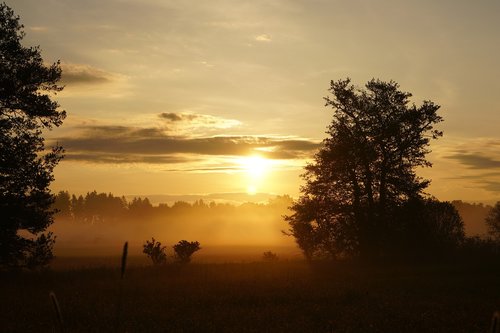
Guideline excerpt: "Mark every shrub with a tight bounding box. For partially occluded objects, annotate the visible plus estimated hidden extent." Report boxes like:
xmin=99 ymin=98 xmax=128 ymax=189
xmin=143 ymin=238 xmax=167 ymax=265
xmin=173 ymin=240 xmax=201 ymax=263
xmin=262 ymin=251 xmax=278 ymax=262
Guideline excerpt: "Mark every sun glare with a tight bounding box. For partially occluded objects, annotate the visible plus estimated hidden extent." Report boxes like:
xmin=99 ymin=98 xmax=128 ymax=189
xmin=237 ymin=155 xmax=271 ymax=195
xmin=247 ymin=185 xmax=257 ymax=195
xmin=243 ymin=155 xmax=268 ymax=179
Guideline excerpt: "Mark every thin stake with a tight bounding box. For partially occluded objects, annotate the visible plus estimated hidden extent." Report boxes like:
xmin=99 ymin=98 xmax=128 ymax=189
xmin=492 ymin=311 xmax=500 ymax=333
xmin=49 ymin=291 xmax=65 ymax=333
xmin=121 ymin=241 xmax=128 ymax=280
xmin=116 ymin=241 xmax=128 ymax=332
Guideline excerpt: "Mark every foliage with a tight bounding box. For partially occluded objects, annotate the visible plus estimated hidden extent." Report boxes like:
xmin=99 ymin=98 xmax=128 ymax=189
xmin=143 ymin=238 xmax=167 ymax=265
xmin=173 ymin=240 xmax=201 ymax=263
xmin=0 ymin=3 xmax=65 ymax=268
xmin=391 ymin=199 xmax=465 ymax=258
xmin=53 ymin=191 xmax=294 ymax=224
xmin=24 ymin=232 xmax=56 ymax=269
xmin=286 ymin=78 xmax=453 ymax=260
xmin=486 ymin=202 xmax=500 ymax=240
xmin=53 ymin=191 xmax=71 ymax=220
xmin=262 ymin=251 xmax=278 ymax=261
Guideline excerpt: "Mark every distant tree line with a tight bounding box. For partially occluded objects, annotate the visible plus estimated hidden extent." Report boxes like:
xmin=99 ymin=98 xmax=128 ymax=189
xmin=53 ymin=191 xmax=499 ymax=243
xmin=53 ymin=191 xmax=294 ymax=224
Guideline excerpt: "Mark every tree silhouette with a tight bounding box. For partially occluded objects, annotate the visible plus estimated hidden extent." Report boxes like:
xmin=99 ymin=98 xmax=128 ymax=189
xmin=54 ymin=191 xmax=71 ymax=221
xmin=286 ymin=78 xmax=449 ymax=259
xmin=0 ymin=3 xmax=65 ymax=268
xmin=262 ymin=251 xmax=278 ymax=262
xmin=392 ymin=198 xmax=464 ymax=258
xmin=486 ymin=202 xmax=500 ymax=241
xmin=173 ymin=240 xmax=200 ymax=263
xmin=143 ymin=238 xmax=167 ymax=265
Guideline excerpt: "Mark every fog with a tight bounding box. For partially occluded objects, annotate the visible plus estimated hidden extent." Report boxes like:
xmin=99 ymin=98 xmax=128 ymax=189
xmin=452 ymin=200 xmax=492 ymax=237
xmin=49 ymin=192 xmax=298 ymax=261
xmin=49 ymin=192 xmax=494 ymax=262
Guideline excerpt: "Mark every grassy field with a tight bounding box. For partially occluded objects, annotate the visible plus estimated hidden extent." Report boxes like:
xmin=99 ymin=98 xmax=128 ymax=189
xmin=1 ymin=259 xmax=500 ymax=332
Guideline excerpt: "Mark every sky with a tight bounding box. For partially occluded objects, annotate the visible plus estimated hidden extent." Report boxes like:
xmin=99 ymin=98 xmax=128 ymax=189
xmin=8 ymin=0 xmax=500 ymax=203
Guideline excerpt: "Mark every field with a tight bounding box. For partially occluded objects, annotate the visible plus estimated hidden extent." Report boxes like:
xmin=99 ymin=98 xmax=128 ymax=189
xmin=2 ymin=258 xmax=500 ymax=332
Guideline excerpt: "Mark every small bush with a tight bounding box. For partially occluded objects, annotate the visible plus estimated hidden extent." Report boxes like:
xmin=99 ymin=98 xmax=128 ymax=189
xmin=143 ymin=238 xmax=167 ymax=265
xmin=173 ymin=240 xmax=201 ymax=263
xmin=262 ymin=251 xmax=278 ymax=262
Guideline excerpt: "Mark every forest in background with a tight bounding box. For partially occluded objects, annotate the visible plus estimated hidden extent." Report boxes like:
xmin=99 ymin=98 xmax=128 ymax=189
xmin=50 ymin=191 xmax=297 ymax=258
xmin=50 ymin=191 xmax=493 ymax=258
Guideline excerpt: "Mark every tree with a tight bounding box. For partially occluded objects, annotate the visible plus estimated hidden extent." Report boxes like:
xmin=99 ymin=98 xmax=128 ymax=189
xmin=143 ymin=238 xmax=167 ymax=265
xmin=0 ymin=3 xmax=65 ymax=268
xmin=391 ymin=199 xmax=464 ymax=258
xmin=54 ymin=191 xmax=71 ymax=221
xmin=286 ymin=78 xmax=447 ymax=260
xmin=262 ymin=251 xmax=278 ymax=262
xmin=71 ymin=194 xmax=85 ymax=222
xmin=486 ymin=202 xmax=500 ymax=240
xmin=173 ymin=240 xmax=201 ymax=263
xmin=128 ymin=197 xmax=153 ymax=219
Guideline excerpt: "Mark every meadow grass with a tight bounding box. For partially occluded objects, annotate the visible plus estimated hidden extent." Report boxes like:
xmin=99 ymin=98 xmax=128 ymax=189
xmin=1 ymin=259 xmax=500 ymax=332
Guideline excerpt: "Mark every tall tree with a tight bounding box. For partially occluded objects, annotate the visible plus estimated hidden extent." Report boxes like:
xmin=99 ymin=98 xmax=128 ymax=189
xmin=0 ymin=3 xmax=65 ymax=268
xmin=54 ymin=191 xmax=71 ymax=220
xmin=485 ymin=202 xmax=500 ymax=240
xmin=286 ymin=78 xmax=447 ymax=259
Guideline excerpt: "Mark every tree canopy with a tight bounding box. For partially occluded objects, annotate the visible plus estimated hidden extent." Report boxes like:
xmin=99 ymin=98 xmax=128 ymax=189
xmin=286 ymin=78 xmax=463 ymax=260
xmin=0 ymin=3 xmax=65 ymax=268
xmin=485 ymin=202 xmax=500 ymax=240
xmin=173 ymin=240 xmax=201 ymax=263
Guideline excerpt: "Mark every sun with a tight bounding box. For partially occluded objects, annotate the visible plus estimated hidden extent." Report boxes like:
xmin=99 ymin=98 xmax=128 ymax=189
xmin=247 ymin=185 xmax=257 ymax=195
xmin=242 ymin=155 xmax=269 ymax=179
xmin=237 ymin=155 xmax=271 ymax=194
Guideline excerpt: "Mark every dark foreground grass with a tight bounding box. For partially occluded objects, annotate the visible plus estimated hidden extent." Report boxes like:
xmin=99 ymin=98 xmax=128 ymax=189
xmin=1 ymin=259 xmax=500 ymax=332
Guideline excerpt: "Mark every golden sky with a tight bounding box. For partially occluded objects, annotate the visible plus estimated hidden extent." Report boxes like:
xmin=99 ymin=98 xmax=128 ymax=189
xmin=9 ymin=0 xmax=500 ymax=203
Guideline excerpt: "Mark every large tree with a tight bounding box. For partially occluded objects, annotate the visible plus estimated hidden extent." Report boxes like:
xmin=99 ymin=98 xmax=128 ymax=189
xmin=286 ymin=78 xmax=461 ymax=259
xmin=0 ymin=3 xmax=65 ymax=268
xmin=485 ymin=202 xmax=500 ymax=241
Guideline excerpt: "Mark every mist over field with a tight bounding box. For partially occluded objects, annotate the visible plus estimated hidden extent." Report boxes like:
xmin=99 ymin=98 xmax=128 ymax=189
xmin=49 ymin=193 xmax=298 ymax=261
xmin=48 ymin=191 xmax=493 ymax=263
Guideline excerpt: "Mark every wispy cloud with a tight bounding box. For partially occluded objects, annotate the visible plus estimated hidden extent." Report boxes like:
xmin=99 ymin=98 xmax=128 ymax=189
xmin=445 ymin=138 xmax=500 ymax=169
xmin=254 ymin=34 xmax=272 ymax=42
xmin=160 ymin=113 xmax=186 ymax=122
xmin=439 ymin=138 xmax=500 ymax=195
xmin=65 ymin=153 xmax=191 ymax=164
xmin=447 ymin=153 xmax=500 ymax=169
xmin=60 ymin=63 xmax=122 ymax=86
xmin=483 ymin=180 xmax=500 ymax=193
xmin=53 ymin=124 xmax=319 ymax=165
xmin=159 ymin=112 xmax=240 ymax=129
xmin=28 ymin=26 xmax=48 ymax=32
